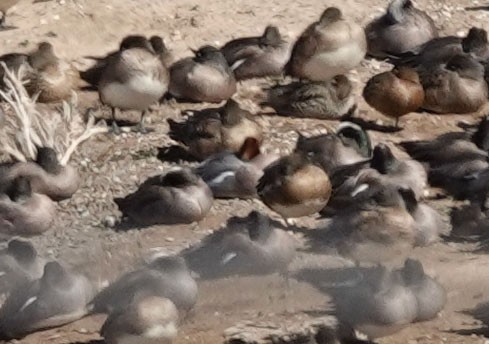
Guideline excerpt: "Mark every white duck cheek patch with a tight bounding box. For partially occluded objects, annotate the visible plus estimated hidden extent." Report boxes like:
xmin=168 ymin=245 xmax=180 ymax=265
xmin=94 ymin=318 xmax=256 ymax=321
xmin=209 ymin=171 xmax=236 ymax=185
xmin=221 ymin=252 xmax=237 ymax=265
xmin=351 ymin=183 xmax=370 ymax=197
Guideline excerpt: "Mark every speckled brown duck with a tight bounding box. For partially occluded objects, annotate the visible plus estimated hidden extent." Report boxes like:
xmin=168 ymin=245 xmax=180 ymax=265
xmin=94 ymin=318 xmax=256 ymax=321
xmin=363 ymin=66 xmax=424 ymax=128
xmin=24 ymin=42 xmax=80 ymax=103
xmin=286 ymin=7 xmax=367 ymax=81
xmin=261 ymin=75 xmax=355 ymax=119
xmin=221 ymin=25 xmax=290 ymax=80
xmin=168 ymin=99 xmax=263 ymax=160
xmin=168 ymin=45 xmax=236 ymax=103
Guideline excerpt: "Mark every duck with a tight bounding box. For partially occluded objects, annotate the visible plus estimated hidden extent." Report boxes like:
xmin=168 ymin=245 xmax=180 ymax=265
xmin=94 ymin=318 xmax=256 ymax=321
xmin=294 ymin=121 xmax=372 ymax=172
xmin=419 ymin=54 xmax=488 ymax=114
xmin=98 ymin=35 xmax=170 ymax=134
xmin=286 ymin=7 xmax=367 ymax=81
xmin=0 ymin=176 xmax=56 ymax=238
xmin=261 ymin=75 xmax=355 ymax=119
xmin=332 ymin=265 xmax=417 ymax=341
xmin=182 ymin=211 xmax=296 ymax=278
xmin=450 ymin=204 xmax=489 ymax=239
xmin=168 ymin=45 xmax=236 ymax=103
xmin=369 ymin=143 xmax=427 ymax=200
xmin=195 ymin=137 xmax=280 ymax=199
xmin=392 ymin=27 xmax=489 ymax=67
xmin=101 ymin=294 xmax=179 ymax=344
xmin=397 ymin=258 xmax=446 ymax=321
xmin=399 ymin=115 xmax=489 ymax=166
xmin=365 ymin=0 xmax=438 ymax=58
xmin=23 ymin=42 xmax=80 ymax=103
xmin=0 ymin=261 xmax=95 ymax=340
xmin=221 ymin=25 xmax=290 ymax=80
xmin=80 ymin=35 xmax=168 ymax=90
xmin=396 ymin=187 xmax=449 ymax=246
xmin=363 ymin=66 xmax=424 ymax=128
xmin=324 ymin=184 xmax=417 ymax=264
xmin=0 ymin=0 xmax=20 ymax=30
xmin=257 ymin=152 xmax=332 ymax=219
xmin=0 ymin=239 xmax=45 ymax=295
xmin=1 ymin=146 xmax=80 ymax=201
xmin=90 ymin=255 xmax=198 ymax=314
xmin=114 ymin=167 xmax=213 ymax=226
xmin=463 ymin=301 xmax=489 ymax=328
xmin=168 ymin=99 xmax=263 ymax=160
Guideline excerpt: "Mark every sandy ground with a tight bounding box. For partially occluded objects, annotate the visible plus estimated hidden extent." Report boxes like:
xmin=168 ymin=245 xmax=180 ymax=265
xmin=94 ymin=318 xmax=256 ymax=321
xmin=1 ymin=0 xmax=489 ymax=343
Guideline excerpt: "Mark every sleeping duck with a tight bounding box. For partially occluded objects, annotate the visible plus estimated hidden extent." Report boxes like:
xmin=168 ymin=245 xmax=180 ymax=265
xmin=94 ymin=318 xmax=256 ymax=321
xmin=168 ymin=45 xmax=236 ymax=103
xmin=114 ymin=167 xmax=213 ymax=226
xmin=221 ymin=25 xmax=290 ymax=80
xmin=0 ymin=261 xmax=95 ymax=340
xmin=257 ymin=152 xmax=332 ymax=219
xmin=286 ymin=7 xmax=367 ymax=81
xmin=168 ymin=99 xmax=263 ymax=160
xmin=182 ymin=211 xmax=296 ymax=278
xmin=261 ymin=75 xmax=355 ymax=119
xmin=365 ymin=0 xmax=438 ymax=58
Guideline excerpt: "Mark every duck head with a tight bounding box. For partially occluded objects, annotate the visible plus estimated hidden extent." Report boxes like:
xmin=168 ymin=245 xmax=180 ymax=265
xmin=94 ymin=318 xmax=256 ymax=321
xmin=386 ymin=0 xmax=413 ymax=24
xmin=193 ymin=45 xmax=227 ymax=64
xmin=41 ymin=261 xmax=70 ymax=288
xmin=260 ymin=26 xmax=283 ymax=47
xmin=149 ymin=35 xmax=168 ymax=55
xmin=332 ymin=75 xmax=353 ymax=100
xmin=220 ymin=99 xmax=243 ymax=126
xmin=150 ymin=256 xmax=188 ymax=274
xmin=370 ymin=144 xmax=398 ymax=174
xmin=445 ymin=54 xmax=484 ymax=80
xmin=336 ymin=121 xmax=373 ymax=158
xmin=36 ymin=147 xmax=61 ymax=174
xmin=400 ymin=258 xmax=425 ymax=284
xmin=462 ymin=27 xmax=488 ymax=56
xmin=158 ymin=168 xmax=200 ymax=188
xmin=7 ymin=239 xmax=37 ymax=264
xmin=472 ymin=116 xmax=489 ymax=151
xmin=237 ymin=137 xmax=261 ymax=161
xmin=5 ymin=176 xmax=32 ymax=203
xmin=398 ymin=187 xmax=418 ymax=214
xmin=119 ymin=35 xmax=153 ymax=52
xmin=28 ymin=42 xmax=57 ymax=70
xmin=246 ymin=211 xmax=272 ymax=241
xmin=319 ymin=7 xmax=343 ymax=25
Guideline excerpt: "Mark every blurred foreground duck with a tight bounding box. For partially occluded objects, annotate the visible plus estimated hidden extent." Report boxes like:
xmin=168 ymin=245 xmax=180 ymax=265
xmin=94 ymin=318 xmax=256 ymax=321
xmin=323 ymin=184 xmax=417 ymax=264
xmin=0 ymin=176 xmax=56 ymax=238
xmin=0 ymin=261 xmax=95 ymax=340
xmin=221 ymin=25 xmax=290 ymax=80
xmin=332 ymin=265 xmax=417 ymax=341
xmin=90 ymin=256 xmax=197 ymax=314
xmin=257 ymin=152 xmax=331 ymax=219
xmin=286 ymin=7 xmax=367 ymax=81
xmin=168 ymin=45 xmax=236 ymax=102
xmin=98 ymin=35 xmax=170 ymax=133
xmin=419 ymin=54 xmax=488 ymax=114
xmin=295 ymin=122 xmax=372 ymax=172
xmin=0 ymin=239 xmax=45 ymax=295
xmin=261 ymin=75 xmax=355 ymax=119
xmin=363 ymin=66 xmax=424 ymax=128
xmin=183 ymin=211 xmax=296 ymax=278
xmin=101 ymin=294 xmax=179 ymax=344
xmin=168 ymin=99 xmax=263 ymax=160
xmin=397 ymin=258 xmax=446 ymax=321
xmin=195 ymin=138 xmax=279 ymax=199
xmin=115 ymin=167 xmax=213 ymax=226
xmin=365 ymin=0 xmax=438 ymax=58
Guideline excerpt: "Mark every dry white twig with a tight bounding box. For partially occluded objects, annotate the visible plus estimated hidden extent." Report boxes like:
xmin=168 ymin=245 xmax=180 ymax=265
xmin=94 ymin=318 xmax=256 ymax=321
xmin=0 ymin=63 xmax=108 ymax=165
